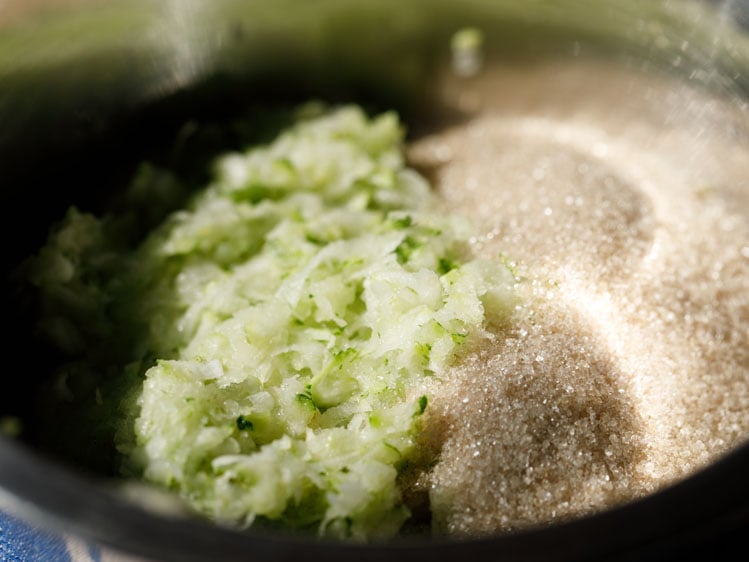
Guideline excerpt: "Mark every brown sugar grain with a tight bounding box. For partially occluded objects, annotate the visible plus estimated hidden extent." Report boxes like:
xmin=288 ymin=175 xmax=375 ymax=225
xmin=407 ymin=58 xmax=749 ymax=536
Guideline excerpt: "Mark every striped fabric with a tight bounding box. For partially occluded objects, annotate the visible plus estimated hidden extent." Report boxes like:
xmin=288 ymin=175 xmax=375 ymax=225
xmin=0 ymin=510 xmax=148 ymax=562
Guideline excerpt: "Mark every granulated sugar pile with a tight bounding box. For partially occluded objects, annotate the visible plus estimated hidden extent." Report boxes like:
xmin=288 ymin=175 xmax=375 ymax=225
xmin=406 ymin=58 xmax=749 ymax=536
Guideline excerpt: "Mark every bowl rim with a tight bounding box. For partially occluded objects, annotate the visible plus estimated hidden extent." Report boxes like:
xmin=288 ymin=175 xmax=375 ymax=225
xmin=2 ymin=434 xmax=748 ymax=562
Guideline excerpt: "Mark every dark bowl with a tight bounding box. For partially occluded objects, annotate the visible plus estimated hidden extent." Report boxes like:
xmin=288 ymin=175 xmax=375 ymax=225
xmin=1 ymin=1 xmax=748 ymax=561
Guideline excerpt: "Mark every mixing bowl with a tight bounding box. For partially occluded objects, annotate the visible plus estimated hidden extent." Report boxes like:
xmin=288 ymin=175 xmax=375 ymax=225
xmin=1 ymin=1 xmax=748 ymax=560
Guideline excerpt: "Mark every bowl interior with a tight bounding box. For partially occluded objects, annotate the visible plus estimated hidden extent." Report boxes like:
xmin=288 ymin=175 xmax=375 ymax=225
xmin=1 ymin=1 xmax=749 ymax=561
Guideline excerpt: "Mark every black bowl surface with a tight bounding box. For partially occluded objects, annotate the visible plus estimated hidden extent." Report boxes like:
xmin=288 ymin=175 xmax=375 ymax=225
xmin=2 ymin=1 xmax=749 ymax=560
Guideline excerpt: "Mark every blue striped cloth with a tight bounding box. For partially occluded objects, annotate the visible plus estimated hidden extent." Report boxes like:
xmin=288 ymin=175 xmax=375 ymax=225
xmin=0 ymin=509 xmax=143 ymax=562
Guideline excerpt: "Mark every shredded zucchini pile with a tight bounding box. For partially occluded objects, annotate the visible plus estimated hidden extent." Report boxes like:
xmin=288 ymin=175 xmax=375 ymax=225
xmin=26 ymin=105 xmax=515 ymax=540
